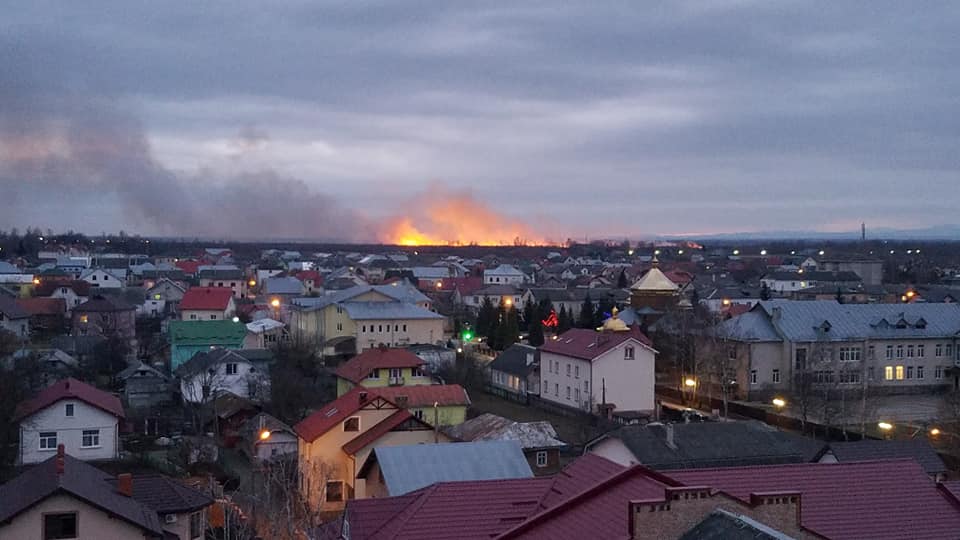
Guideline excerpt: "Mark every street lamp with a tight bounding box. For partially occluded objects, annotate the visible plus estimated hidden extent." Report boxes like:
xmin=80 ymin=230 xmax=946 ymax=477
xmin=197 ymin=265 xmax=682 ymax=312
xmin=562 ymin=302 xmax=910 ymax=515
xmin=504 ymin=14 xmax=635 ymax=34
xmin=772 ymin=397 xmax=786 ymax=408
xmin=270 ymin=298 xmax=281 ymax=308
xmin=930 ymin=427 xmax=942 ymax=437
xmin=248 ymin=279 xmax=257 ymax=287
xmin=259 ymin=430 xmax=271 ymax=441
xmin=878 ymin=421 xmax=893 ymax=431
xmin=684 ymin=378 xmax=697 ymax=388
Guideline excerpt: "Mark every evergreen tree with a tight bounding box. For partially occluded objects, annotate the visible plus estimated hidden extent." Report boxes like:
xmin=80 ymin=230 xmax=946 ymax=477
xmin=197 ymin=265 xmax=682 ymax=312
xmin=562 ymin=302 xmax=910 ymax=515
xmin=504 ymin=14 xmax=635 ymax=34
xmin=528 ymin=317 xmax=545 ymax=347
xmin=558 ymin=305 xmax=572 ymax=333
xmin=577 ymin=294 xmax=595 ymax=329
xmin=477 ymin=296 xmax=497 ymax=340
xmin=617 ymin=269 xmax=629 ymax=288
xmin=497 ymin=305 xmax=520 ymax=350
xmin=760 ymin=282 xmax=771 ymax=301
xmin=521 ymin=300 xmax=536 ymax=332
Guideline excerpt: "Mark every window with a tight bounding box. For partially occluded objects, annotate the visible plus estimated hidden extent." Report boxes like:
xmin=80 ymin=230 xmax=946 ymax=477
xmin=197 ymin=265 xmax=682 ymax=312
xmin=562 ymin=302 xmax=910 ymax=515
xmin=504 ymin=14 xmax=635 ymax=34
xmin=367 ymin=368 xmax=380 ymax=380
xmin=949 ymin=344 xmax=955 ymax=358
xmin=906 ymin=366 xmax=914 ymax=379
xmin=44 ymin=512 xmax=77 ymax=539
xmin=574 ymin=366 xmax=579 ymax=378
xmin=412 ymin=367 xmax=425 ymax=377
xmin=326 ymin=481 xmax=344 ymax=502
xmin=81 ymin=430 xmax=99 ymax=448
xmin=772 ymin=369 xmax=780 ymax=384
xmin=584 ymin=380 xmax=589 ymax=392
xmin=575 ymin=388 xmax=580 ymax=402
xmin=918 ymin=344 xmax=925 ymax=358
xmin=543 ymin=378 xmax=548 ymax=390
xmin=394 ymin=325 xmax=399 ymax=332
xmin=868 ymin=345 xmax=875 ymax=359
xmin=868 ymin=367 xmax=875 ymax=380
xmin=225 ymin=363 xmax=238 ymax=375
xmin=896 ymin=345 xmax=904 ymax=358
xmin=936 ymin=366 xmax=944 ymax=380
xmin=390 ymin=368 xmax=401 ymax=379
xmin=839 ymin=347 xmax=861 ymax=362
xmin=402 ymin=324 xmax=407 ymax=332
xmin=337 ymin=323 xmax=343 ymax=331
xmin=555 ymin=383 xmax=559 ymax=396
xmin=343 ymin=417 xmax=360 ymax=432
xmin=190 ymin=314 xmax=197 ymax=320
xmin=566 ymin=364 xmax=571 ymax=376
xmin=937 ymin=344 xmax=943 ymax=357
xmin=885 ymin=345 xmax=893 ymax=359
xmin=907 ymin=345 xmax=915 ymax=358
xmin=624 ymin=346 xmax=635 ymax=360
xmin=728 ymin=347 xmax=737 ymax=360
xmin=378 ymin=325 xmax=383 ymax=332
xmin=917 ymin=366 xmax=925 ymax=379
xmin=189 ymin=511 xmax=203 ymax=539
xmin=795 ymin=348 xmax=807 ymax=370
xmin=535 ymin=451 xmax=548 ymax=468
xmin=39 ymin=432 xmax=57 ymax=450
xmin=884 ymin=366 xmax=893 ymax=381
xmin=839 ymin=370 xmax=861 ymax=384
xmin=895 ymin=365 xmax=904 ymax=380
xmin=65 ymin=403 xmax=74 ymax=417
xmin=566 ymin=386 xmax=571 ymax=399
xmin=750 ymin=370 xmax=757 ymax=385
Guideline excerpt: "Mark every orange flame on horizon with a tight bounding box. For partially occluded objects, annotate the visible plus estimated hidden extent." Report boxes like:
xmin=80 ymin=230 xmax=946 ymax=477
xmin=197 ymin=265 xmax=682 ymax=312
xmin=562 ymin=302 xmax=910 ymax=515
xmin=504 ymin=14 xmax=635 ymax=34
xmin=381 ymin=188 xmax=553 ymax=246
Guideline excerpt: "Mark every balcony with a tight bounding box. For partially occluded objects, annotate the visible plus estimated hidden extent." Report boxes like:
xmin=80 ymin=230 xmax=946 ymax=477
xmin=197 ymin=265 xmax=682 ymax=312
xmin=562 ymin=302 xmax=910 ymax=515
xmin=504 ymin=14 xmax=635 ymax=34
xmin=388 ymin=376 xmax=405 ymax=386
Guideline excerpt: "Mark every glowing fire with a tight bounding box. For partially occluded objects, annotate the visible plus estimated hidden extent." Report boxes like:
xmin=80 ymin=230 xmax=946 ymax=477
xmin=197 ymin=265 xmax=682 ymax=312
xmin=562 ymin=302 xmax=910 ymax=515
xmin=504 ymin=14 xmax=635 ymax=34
xmin=382 ymin=188 xmax=553 ymax=246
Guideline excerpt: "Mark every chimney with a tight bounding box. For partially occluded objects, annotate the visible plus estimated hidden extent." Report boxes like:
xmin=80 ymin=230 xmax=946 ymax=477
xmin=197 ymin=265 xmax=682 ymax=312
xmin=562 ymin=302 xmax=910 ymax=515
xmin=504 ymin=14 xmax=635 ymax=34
xmin=117 ymin=473 xmax=133 ymax=497
xmin=665 ymin=424 xmax=677 ymax=450
xmin=359 ymin=391 xmax=368 ymax=403
xmin=56 ymin=444 xmax=65 ymax=475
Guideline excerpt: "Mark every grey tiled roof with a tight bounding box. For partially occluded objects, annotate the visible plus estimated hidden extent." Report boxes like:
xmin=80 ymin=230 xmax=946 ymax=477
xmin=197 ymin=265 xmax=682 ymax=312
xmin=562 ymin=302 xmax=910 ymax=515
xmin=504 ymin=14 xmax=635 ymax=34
xmin=341 ymin=301 xmax=444 ymax=320
xmin=755 ymin=300 xmax=960 ymax=342
xmin=826 ymin=440 xmax=946 ymax=475
xmin=489 ymin=343 xmax=539 ymax=377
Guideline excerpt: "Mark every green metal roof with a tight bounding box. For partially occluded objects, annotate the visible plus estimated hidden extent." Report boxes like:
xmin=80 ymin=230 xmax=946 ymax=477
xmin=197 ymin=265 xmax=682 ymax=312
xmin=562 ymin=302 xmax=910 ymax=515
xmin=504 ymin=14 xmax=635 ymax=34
xmin=169 ymin=320 xmax=247 ymax=344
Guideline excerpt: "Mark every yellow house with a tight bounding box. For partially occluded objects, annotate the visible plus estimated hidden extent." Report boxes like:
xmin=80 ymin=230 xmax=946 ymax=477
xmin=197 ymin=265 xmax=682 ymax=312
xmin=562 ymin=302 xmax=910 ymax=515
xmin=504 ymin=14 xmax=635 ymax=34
xmin=293 ymin=387 xmax=449 ymax=513
xmin=335 ymin=347 xmax=433 ymax=396
xmin=373 ymin=384 xmax=471 ymax=427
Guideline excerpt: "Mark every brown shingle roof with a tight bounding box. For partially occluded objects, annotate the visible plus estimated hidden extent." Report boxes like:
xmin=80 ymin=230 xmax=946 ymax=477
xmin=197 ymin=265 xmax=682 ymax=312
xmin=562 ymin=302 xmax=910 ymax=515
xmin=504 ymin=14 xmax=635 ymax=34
xmin=15 ymin=378 xmax=125 ymax=421
xmin=335 ymin=348 xmax=426 ymax=383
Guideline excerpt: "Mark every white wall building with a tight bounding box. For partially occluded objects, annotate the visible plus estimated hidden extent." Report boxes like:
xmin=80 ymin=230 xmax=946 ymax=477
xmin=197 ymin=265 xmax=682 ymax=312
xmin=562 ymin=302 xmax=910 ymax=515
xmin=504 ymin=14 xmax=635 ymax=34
xmin=483 ymin=264 xmax=528 ymax=285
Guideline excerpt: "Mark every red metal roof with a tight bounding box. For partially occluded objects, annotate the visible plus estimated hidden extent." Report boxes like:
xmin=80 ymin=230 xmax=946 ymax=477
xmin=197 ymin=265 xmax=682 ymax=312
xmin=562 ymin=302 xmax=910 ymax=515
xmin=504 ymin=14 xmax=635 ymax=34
xmin=16 ymin=297 xmax=66 ymax=316
xmin=179 ymin=287 xmax=234 ymax=311
xmin=373 ymin=384 xmax=471 ymax=408
xmin=668 ymin=459 xmax=960 ymax=540
xmin=294 ymin=387 xmax=393 ymax=442
xmin=174 ymin=260 xmax=202 ymax=275
xmin=341 ymin=409 xmax=422 ymax=455
xmin=15 ymin=378 xmax=124 ymax=421
xmin=539 ymin=328 xmax=653 ymax=361
xmin=335 ymin=348 xmax=426 ymax=383
xmin=293 ymin=270 xmax=323 ymax=284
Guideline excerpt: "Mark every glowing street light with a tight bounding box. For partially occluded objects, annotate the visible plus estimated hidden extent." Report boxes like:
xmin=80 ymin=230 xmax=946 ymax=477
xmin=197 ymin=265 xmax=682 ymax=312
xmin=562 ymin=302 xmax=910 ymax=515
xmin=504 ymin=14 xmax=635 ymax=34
xmin=628 ymin=249 xmax=635 ymax=256
xmin=683 ymin=378 xmax=697 ymax=388
xmin=504 ymin=298 xmax=513 ymax=306
xmin=732 ymin=249 xmax=740 ymax=256
xmin=930 ymin=427 xmax=942 ymax=436
xmin=259 ymin=430 xmax=271 ymax=441
xmin=772 ymin=397 xmax=786 ymax=408
xmin=270 ymin=298 xmax=281 ymax=308
xmin=818 ymin=250 xmax=825 ymax=256
xmin=232 ymin=317 xmax=240 ymax=323
xmin=760 ymin=249 xmax=767 ymax=256
xmin=677 ymin=249 xmax=684 ymax=255
xmin=436 ymin=281 xmax=443 ymax=289
xmin=32 ymin=278 xmax=40 ymax=285
xmin=248 ymin=280 xmax=257 ymax=287
xmin=877 ymin=421 xmax=893 ymax=431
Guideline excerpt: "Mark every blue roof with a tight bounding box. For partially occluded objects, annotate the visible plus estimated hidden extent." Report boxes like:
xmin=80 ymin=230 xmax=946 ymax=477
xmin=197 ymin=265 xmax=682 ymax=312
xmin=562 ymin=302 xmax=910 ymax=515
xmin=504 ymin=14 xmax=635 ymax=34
xmin=722 ymin=300 xmax=960 ymax=343
xmin=263 ymin=276 xmax=305 ymax=295
xmin=362 ymin=441 xmax=532 ymax=496
xmin=341 ymin=301 xmax=444 ymax=320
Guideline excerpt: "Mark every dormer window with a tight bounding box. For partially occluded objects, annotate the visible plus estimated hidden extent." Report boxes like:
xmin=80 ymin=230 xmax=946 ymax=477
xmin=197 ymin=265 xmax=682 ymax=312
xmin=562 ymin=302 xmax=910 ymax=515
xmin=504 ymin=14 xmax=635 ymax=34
xmin=819 ymin=321 xmax=832 ymax=332
xmin=916 ymin=318 xmax=927 ymax=329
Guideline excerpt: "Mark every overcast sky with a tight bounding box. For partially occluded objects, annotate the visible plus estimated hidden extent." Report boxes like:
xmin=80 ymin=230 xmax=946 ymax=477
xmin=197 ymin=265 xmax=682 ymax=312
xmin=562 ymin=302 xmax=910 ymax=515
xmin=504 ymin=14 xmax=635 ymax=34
xmin=2 ymin=1 xmax=958 ymax=241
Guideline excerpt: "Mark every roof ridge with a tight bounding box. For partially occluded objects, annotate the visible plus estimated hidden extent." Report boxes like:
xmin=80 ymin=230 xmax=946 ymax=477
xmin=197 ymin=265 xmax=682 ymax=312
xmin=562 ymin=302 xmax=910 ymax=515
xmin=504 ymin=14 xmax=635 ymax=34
xmin=368 ymin=484 xmax=439 ymax=539
xmin=498 ymin=464 xmax=674 ymax=539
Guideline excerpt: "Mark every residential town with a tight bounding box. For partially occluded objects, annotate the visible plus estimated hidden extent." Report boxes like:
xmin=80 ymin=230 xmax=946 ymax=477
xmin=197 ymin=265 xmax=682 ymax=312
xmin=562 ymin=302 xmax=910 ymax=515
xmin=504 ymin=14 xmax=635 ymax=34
xmin=4 ymin=230 xmax=960 ymax=538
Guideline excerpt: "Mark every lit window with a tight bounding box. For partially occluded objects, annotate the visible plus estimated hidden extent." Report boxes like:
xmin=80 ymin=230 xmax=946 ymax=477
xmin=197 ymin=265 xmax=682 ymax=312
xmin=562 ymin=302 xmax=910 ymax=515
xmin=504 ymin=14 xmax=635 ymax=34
xmin=884 ymin=366 xmax=893 ymax=380
xmin=80 ymin=315 xmax=88 ymax=324
xmin=895 ymin=365 xmax=904 ymax=380
xmin=536 ymin=451 xmax=548 ymax=468
xmin=343 ymin=417 xmax=360 ymax=432
xmin=81 ymin=429 xmax=100 ymax=448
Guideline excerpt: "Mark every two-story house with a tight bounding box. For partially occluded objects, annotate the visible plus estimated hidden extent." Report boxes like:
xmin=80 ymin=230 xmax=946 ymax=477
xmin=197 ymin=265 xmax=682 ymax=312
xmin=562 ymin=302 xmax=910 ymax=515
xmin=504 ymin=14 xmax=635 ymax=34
xmin=71 ymin=294 xmax=137 ymax=343
xmin=294 ymin=387 xmax=448 ymax=513
xmin=0 ymin=447 xmax=213 ymax=540
xmin=483 ymin=264 xmax=528 ymax=285
xmin=176 ymin=348 xmax=273 ymax=404
xmin=15 ymin=378 xmax=124 ymax=465
xmin=335 ymin=347 xmax=433 ymax=396
xmin=179 ymin=287 xmax=237 ymax=321
xmin=34 ymin=278 xmax=91 ymax=310
xmin=198 ymin=268 xmax=248 ymax=299
xmin=539 ymin=321 xmax=657 ymax=414
xmin=488 ymin=343 xmax=540 ymax=400
xmin=143 ymin=277 xmax=186 ymax=317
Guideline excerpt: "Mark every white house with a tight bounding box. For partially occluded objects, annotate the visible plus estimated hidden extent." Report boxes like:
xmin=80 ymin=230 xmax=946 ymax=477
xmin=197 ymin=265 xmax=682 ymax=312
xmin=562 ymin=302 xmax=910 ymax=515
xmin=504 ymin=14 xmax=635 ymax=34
xmin=142 ymin=277 xmax=186 ymax=317
xmin=483 ymin=264 xmax=528 ymax=285
xmin=179 ymin=287 xmax=237 ymax=321
xmin=80 ymin=268 xmax=126 ymax=289
xmin=244 ymin=412 xmax=298 ymax=462
xmin=176 ymin=348 xmax=273 ymax=403
xmin=538 ymin=323 xmax=657 ymax=414
xmin=14 ymin=378 xmax=123 ymax=465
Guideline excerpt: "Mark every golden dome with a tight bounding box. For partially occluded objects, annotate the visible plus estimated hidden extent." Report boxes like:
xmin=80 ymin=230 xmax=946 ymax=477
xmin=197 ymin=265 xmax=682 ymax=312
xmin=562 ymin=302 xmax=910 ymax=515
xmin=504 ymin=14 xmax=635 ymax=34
xmin=602 ymin=307 xmax=629 ymax=332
